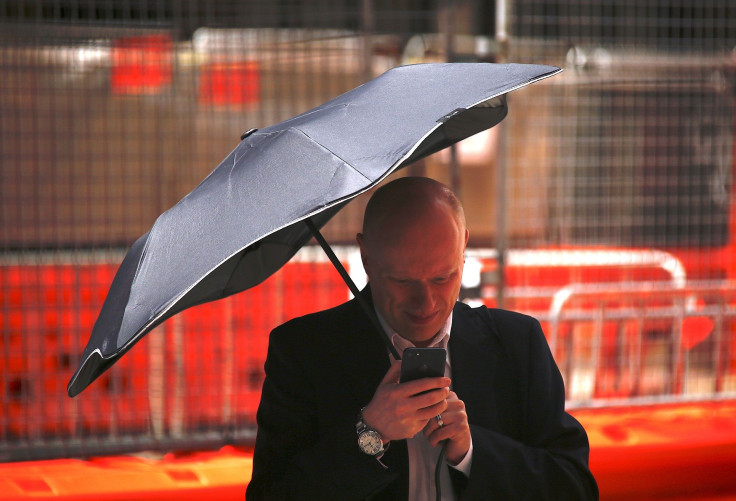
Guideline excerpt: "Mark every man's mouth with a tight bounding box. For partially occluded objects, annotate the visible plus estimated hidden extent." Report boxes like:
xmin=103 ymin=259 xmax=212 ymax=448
xmin=406 ymin=311 xmax=438 ymax=325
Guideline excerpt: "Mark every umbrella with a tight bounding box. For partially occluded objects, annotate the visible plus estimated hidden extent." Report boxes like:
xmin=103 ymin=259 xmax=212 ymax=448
xmin=67 ymin=62 xmax=561 ymax=397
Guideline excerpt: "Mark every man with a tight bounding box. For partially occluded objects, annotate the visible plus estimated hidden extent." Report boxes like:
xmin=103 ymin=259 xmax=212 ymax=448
xmin=246 ymin=176 xmax=598 ymax=500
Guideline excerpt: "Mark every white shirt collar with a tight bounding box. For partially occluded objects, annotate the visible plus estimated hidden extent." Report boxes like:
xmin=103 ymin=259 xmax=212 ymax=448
xmin=374 ymin=309 xmax=453 ymax=363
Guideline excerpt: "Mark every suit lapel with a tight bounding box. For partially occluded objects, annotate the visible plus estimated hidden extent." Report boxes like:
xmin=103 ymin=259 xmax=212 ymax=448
xmin=333 ymin=289 xmax=393 ymax=403
xmin=448 ymin=305 xmax=504 ymax=428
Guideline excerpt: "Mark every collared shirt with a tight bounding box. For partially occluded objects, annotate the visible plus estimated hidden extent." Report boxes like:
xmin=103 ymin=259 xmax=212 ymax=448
xmin=376 ymin=310 xmax=473 ymax=501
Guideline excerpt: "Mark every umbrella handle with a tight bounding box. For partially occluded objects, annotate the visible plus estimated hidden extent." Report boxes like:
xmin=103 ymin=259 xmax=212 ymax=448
xmin=304 ymin=218 xmax=401 ymax=360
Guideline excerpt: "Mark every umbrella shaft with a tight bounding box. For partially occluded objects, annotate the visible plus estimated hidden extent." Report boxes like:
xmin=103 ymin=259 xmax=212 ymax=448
xmin=304 ymin=217 xmax=401 ymax=360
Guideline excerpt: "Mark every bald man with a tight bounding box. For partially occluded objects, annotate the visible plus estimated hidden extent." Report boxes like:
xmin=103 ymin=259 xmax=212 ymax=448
xmin=246 ymin=177 xmax=598 ymax=500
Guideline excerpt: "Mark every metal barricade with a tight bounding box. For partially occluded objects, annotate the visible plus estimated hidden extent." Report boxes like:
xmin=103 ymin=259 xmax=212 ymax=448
xmin=465 ymin=248 xmax=736 ymax=406
xmin=547 ymin=281 xmax=736 ymax=407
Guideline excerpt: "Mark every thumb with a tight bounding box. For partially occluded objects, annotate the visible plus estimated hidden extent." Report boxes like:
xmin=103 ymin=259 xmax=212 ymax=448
xmin=379 ymin=359 xmax=402 ymax=385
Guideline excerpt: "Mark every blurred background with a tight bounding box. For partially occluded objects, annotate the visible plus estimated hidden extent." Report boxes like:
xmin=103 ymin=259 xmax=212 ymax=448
xmin=1 ymin=0 xmax=736 ymax=491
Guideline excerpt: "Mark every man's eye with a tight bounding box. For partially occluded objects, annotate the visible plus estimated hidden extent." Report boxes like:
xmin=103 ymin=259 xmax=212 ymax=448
xmin=433 ymin=277 xmax=449 ymax=284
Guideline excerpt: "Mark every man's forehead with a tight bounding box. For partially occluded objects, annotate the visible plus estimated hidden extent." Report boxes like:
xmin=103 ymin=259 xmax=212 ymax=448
xmin=377 ymin=205 xmax=461 ymax=240
xmin=376 ymin=243 xmax=463 ymax=272
xmin=383 ymin=264 xmax=461 ymax=279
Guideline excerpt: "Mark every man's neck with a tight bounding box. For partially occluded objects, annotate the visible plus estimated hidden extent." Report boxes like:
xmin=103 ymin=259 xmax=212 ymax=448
xmin=374 ymin=309 xmax=454 ymax=353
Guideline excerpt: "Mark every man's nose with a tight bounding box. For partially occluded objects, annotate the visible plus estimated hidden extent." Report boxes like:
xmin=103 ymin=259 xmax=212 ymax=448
xmin=409 ymin=282 xmax=434 ymax=309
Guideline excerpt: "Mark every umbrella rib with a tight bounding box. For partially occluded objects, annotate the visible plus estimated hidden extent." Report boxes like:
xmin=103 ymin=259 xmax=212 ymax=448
xmin=304 ymin=217 xmax=401 ymax=360
xmin=295 ymin=127 xmax=374 ymax=184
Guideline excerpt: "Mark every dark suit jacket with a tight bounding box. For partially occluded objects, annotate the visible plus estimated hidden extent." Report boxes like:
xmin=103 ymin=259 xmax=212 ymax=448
xmin=246 ymin=291 xmax=599 ymax=500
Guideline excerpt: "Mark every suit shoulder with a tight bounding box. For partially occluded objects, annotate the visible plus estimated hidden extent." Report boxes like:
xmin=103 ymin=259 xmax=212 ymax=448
xmin=456 ymin=302 xmax=547 ymax=350
xmin=269 ymin=297 xmax=360 ymax=346
xmin=458 ymin=302 xmax=541 ymax=331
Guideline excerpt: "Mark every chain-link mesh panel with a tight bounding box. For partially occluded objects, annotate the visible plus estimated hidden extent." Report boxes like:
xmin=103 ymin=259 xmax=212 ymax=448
xmin=501 ymin=1 xmax=736 ymax=406
xmin=3 ymin=0 xmax=736 ymax=461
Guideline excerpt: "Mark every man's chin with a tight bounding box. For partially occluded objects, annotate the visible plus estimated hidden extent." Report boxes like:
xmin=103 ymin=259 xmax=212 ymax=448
xmin=401 ymin=325 xmax=444 ymax=346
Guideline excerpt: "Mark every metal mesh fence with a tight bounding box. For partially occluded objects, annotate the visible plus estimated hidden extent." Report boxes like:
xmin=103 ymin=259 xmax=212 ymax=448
xmin=496 ymin=0 xmax=736 ymax=409
xmin=2 ymin=0 xmax=736 ymax=460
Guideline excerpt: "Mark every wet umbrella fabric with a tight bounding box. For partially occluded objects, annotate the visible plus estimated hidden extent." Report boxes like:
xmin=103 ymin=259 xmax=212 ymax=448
xmin=68 ymin=62 xmax=561 ymax=397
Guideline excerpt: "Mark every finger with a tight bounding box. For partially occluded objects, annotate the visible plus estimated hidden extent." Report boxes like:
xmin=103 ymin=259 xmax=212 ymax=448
xmin=428 ymin=413 xmax=469 ymax=446
xmin=379 ymin=360 xmax=403 ymax=385
xmin=426 ymin=414 xmax=466 ymax=445
xmin=439 ymin=392 xmax=466 ymax=416
xmin=388 ymin=389 xmax=447 ymax=424
xmin=414 ymin=399 xmax=449 ymax=424
xmin=400 ymin=376 xmax=451 ymax=397
xmin=422 ymin=413 xmax=446 ymax=435
xmin=423 ymin=419 xmax=451 ymax=446
xmin=440 ymin=398 xmax=461 ymax=417
xmin=402 ymin=387 xmax=450 ymax=418
xmin=426 ymin=428 xmax=451 ymax=448
xmin=423 ymin=398 xmax=465 ymax=437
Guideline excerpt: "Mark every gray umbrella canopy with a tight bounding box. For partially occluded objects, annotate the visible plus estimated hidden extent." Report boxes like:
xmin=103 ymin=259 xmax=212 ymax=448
xmin=68 ymin=62 xmax=561 ymax=397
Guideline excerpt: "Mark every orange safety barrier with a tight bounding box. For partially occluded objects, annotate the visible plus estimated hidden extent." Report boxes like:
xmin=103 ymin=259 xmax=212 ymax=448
xmin=0 ymin=446 xmax=252 ymax=501
xmin=110 ymin=34 xmax=173 ymax=95
xmin=1 ymin=259 xmax=349 ymax=441
xmin=169 ymin=260 xmax=348 ymax=427
xmin=574 ymin=400 xmax=736 ymax=500
xmin=1 ymin=263 xmax=141 ymax=437
xmin=1 ymin=401 xmax=736 ymax=500
xmin=3 ymin=254 xmax=736 ymax=499
xmin=198 ymin=62 xmax=261 ymax=107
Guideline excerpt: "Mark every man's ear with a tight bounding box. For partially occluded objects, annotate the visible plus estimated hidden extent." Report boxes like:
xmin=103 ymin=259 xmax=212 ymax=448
xmin=356 ymin=233 xmax=370 ymax=274
xmin=463 ymin=228 xmax=470 ymax=248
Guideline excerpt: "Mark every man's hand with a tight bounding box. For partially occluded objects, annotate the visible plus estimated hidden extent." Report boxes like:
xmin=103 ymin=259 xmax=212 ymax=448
xmin=423 ymin=391 xmax=471 ymax=465
xmin=362 ymin=360 xmax=451 ymax=442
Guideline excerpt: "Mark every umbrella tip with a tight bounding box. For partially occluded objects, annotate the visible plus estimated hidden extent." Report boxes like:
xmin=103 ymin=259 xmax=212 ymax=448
xmin=240 ymin=128 xmax=258 ymax=140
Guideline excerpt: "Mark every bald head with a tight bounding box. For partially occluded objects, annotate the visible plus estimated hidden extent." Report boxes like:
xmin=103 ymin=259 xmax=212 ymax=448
xmin=357 ymin=177 xmax=469 ymax=345
xmin=361 ymin=177 xmax=466 ymax=246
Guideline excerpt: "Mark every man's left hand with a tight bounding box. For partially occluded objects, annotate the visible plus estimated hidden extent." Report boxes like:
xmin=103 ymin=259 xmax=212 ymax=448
xmin=423 ymin=391 xmax=471 ymax=465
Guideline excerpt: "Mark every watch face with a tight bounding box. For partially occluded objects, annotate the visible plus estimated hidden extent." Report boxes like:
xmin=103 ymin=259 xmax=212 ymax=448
xmin=358 ymin=430 xmax=383 ymax=455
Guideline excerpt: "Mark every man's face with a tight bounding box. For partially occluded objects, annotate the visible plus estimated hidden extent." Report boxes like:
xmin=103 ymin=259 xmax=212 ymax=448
xmin=359 ymin=204 xmax=468 ymax=346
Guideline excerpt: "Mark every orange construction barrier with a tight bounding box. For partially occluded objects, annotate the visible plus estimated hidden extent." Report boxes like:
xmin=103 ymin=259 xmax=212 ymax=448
xmin=198 ymin=62 xmax=261 ymax=107
xmin=1 ymin=402 xmax=736 ymax=500
xmin=572 ymin=400 xmax=736 ymax=500
xmin=0 ymin=446 xmax=252 ymax=501
xmin=110 ymin=34 xmax=173 ymax=95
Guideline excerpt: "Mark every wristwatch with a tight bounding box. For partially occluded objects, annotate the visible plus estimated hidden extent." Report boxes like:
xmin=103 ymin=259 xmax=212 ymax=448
xmin=356 ymin=408 xmax=388 ymax=468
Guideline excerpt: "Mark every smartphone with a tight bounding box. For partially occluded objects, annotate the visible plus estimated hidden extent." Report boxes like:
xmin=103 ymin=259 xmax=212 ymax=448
xmin=400 ymin=347 xmax=446 ymax=383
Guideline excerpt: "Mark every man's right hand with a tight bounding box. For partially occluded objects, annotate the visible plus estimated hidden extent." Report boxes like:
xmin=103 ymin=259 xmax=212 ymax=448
xmin=361 ymin=360 xmax=451 ymax=442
